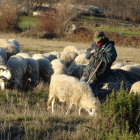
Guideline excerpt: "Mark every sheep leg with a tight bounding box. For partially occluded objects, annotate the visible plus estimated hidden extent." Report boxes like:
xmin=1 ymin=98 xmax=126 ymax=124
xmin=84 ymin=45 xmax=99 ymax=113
xmin=51 ymin=98 xmax=55 ymax=113
xmin=66 ymin=103 xmax=73 ymax=115
xmin=78 ymin=108 xmax=82 ymax=116
xmin=0 ymin=80 xmax=5 ymax=90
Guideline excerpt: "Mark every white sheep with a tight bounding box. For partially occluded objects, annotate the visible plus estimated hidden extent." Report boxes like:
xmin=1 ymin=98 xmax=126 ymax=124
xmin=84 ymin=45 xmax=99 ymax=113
xmin=60 ymin=51 xmax=78 ymax=67
xmin=48 ymin=59 xmax=99 ymax=116
xmin=32 ymin=54 xmax=53 ymax=82
xmin=120 ymin=64 xmax=140 ymax=78
xmin=0 ymin=65 xmax=12 ymax=90
xmin=7 ymin=55 xmax=27 ymax=89
xmin=47 ymin=74 xmax=99 ymax=116
xmin=130 ymin=81 xmax=140 ymax=95
xmin=51 ymin=59 xmax=69 ymax=75
xmin=0 ymin=39 xmax=20 ymax=58
xmin=16 ymin=53 xmax=39 ymax=86
xmin=24 ymin=58 xmax=40 ymax=87
xmin=47 ymin=51 xmax=77 ymax=66
xmin=63 ymin=46 xmax=84 ymax=55
xmin=16 ymin=52 xmax=31 ymax=59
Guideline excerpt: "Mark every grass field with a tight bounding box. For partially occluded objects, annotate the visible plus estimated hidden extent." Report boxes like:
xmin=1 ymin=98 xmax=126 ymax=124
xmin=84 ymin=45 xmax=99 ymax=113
xmin=0 ymin=33 xmax=140 ymax=139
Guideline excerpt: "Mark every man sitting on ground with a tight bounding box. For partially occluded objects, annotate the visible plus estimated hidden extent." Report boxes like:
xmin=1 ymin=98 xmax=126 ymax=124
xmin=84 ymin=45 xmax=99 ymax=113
xmin=81 ymin=31 xmax=117 ymax=88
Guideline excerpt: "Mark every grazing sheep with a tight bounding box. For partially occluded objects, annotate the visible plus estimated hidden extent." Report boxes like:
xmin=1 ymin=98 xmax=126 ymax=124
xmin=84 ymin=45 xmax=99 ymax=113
xmin=130 ymin=81 xmax=140 ymax=95
xmin=48 ymin=60 xmax=99 ymax=116
xmin=0 ymin=65 xmax=12 ymax=90
xmin=32 ymin=54 xmax=53 ymax=82
xmin=120 ymin=64 xmax=140 ymax=78
xmin=111 ymin=63 xmax=124 ymax=69
xmin=16 ymin=52 xmax=31 ymax=59
xmin=0 ymin=48 xmax=7 ymax=63
xmin=47 ymin=74 xmax=99 ymax=116
xmin=0 ymin=39 xmax=20 ymax=58
xmin=7 ymin=55 xmax=27 ymax=89
xmin=63 ymin=46 xmax=84 ymax=55
xmin=25 ymin=58 xmax=40 ymax=87
xmin=51 ymin=59 xmax=69 ymax=75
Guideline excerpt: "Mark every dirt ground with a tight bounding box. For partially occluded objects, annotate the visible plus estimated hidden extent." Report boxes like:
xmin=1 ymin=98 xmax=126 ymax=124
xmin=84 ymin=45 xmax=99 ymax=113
xmin=0 ymin=33 xmax=140 ymax=64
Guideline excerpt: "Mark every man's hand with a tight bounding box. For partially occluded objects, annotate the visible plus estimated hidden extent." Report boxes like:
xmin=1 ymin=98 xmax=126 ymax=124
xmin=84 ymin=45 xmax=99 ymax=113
xmin=90 ymin=49 xmax=96 ymax=54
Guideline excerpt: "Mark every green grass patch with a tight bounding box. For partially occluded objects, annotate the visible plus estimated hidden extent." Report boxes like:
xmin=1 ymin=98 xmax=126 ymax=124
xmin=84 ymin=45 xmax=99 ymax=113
xmin=19 ymin=15 xmax=39 ymax=29
xmin=85 ymin=26 xmax=140 ymax=36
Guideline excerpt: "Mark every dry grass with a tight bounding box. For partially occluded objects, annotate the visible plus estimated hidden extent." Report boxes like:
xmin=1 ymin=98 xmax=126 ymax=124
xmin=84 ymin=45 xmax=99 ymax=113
xmin=0 ymin=33 xmax=140 ymax=64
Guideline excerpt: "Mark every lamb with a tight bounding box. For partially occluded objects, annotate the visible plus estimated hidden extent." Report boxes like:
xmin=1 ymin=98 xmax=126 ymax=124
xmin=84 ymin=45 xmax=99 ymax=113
xmin=7 ymin=55 xmax=27 ymax=89
xmin=0 ymin=65 xmax=12 ymax=90
xmin=130 ymin=81 xmax=140 ymax=95
xmin=47 ymin=74 xmax=99 ymax=116
xmin=0 ymin=39 xmax=20 ymax=58
xmin=63 ymin=46 xmax=84 ymax=55
xmin=32 ymin=54 xmax=53 ymax=82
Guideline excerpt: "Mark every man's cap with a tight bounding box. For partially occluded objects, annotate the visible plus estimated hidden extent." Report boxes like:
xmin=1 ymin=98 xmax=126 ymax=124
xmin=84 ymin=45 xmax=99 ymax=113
xmin=93 ymin=31 xmax=106 ymax=42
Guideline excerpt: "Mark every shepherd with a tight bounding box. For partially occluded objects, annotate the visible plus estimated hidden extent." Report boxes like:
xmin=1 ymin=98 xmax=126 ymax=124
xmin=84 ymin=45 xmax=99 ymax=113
xmin=81 ymin=31 xmax=117 ymax=88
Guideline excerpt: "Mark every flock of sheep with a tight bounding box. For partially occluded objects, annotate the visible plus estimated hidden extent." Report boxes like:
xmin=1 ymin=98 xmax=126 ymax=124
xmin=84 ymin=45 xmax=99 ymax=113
xmin=0 ymin=39 xmax=140 ymax=116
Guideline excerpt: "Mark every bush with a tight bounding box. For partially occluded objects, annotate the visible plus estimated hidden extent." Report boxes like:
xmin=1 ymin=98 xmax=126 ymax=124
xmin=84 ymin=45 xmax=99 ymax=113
xmin=100 ymin=89 xmax=140 ymax=133
xmin=37 ymin=0 xmax=80 ymax=38
xmin=0 ymin=4 xmax=20 ymax=32
xmin=37 ymin=10 xmax=58 ymax=38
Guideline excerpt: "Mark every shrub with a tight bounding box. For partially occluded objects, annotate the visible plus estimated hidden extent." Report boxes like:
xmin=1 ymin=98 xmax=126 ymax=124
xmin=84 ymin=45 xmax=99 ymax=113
xmin=100 ymin=89 xmax=140 ymax=133
xmin=0 ymin=4 xmax=20 ymax=32
xmin=37 ymin=0 xmax=80 ymax=38
xmin=37 ymin=10 xmax=58 ymax=38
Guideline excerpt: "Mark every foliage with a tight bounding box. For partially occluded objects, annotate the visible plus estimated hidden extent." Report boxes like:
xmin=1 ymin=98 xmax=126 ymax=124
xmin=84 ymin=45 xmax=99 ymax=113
xmin=37 ymin=0 xmax=81 ymax=38
xmin=18 ymin=15 xmax=38 ymax=30
xmin=0 ymin=4 xmax=20 ymax=32
xmin=100 ymin=89 xmax=140 ymax=133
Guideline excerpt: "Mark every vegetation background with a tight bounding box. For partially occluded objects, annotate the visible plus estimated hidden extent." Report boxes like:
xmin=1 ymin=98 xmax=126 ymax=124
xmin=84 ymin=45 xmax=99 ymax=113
xmin=0 ymin=0 xmax=140 ymax=139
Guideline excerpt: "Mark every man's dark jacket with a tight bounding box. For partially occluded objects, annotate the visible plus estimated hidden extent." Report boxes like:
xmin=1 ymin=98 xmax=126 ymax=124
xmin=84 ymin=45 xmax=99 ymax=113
xmin=82 ymin=40 xmax=117 ymax=83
